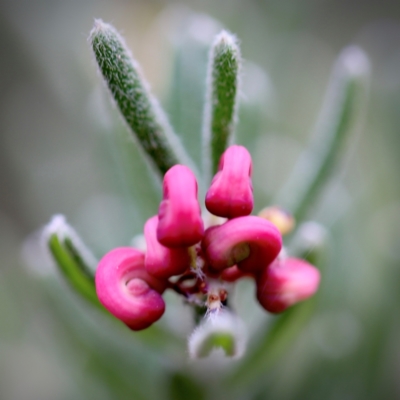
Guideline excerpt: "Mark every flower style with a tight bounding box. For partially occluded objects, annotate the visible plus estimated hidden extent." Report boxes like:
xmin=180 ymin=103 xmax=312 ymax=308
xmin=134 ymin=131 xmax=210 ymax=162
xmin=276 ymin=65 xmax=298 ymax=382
xmin=95 ymin=145 xmax=321 ymax=330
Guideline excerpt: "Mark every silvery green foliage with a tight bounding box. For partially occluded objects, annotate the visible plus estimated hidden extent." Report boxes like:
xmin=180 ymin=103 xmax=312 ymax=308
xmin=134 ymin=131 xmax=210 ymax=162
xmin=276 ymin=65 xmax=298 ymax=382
xmin=43 ymin=215 xmax=100 ymax=307
xmin=89 ymin=20 xmax=195 ymax=177
xmin=202 ymin=30 xmax=241 ymax=182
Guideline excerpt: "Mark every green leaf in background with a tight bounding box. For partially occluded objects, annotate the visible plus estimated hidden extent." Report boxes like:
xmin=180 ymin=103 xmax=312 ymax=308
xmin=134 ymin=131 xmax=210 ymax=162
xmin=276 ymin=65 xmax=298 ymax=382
xmin=168 ymin=372 xmax=206 ymax=400
xmin=227 ymin=300 xmax=315 ymax=389
xmin=276 ymin=46 xmax=370 ymax=222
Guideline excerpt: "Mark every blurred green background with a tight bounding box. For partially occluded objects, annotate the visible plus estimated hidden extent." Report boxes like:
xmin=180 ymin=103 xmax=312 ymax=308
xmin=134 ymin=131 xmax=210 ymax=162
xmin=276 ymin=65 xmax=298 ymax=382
xmin=1 ymin=0 xmax=400 ymax=399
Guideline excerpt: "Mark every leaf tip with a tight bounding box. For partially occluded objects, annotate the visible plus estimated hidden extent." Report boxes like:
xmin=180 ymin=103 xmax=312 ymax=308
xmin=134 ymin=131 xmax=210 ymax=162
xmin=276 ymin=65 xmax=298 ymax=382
xmin=339 ymin=45 xmax=370 ymax=80
xmin=214 ymin=29 xmax=239 ymax=49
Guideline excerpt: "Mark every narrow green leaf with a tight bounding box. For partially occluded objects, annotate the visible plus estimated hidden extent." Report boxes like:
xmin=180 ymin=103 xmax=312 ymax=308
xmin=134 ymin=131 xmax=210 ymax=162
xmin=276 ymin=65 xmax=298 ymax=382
xmin=203 ymin=30 xmax=241 ymax=182
xmin=89 ymin=20 xmax=195 ymax=177
xmin=63 ymin=237 xmax=95 ymax=281
xmin=276 ymin=46 xmax=370 ymax=222
xmin=44 ymin=215 xmax=102 ymax=309
xmin=48 ymin=234 xmax=101 ymax=307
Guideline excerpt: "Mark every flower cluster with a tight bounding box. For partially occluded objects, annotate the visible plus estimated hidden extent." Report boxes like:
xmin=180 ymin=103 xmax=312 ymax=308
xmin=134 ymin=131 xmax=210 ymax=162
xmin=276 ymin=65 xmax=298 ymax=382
xmin=95 ymin=145 xmax=320 ymax=330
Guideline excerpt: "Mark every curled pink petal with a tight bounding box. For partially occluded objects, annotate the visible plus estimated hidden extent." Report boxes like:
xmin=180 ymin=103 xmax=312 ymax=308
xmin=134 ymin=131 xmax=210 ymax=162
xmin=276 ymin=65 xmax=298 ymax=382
xmin=256 ymin=258 xmax=320 ymax=313
xmin=144 ymin=216 xmax=191 ymax=279
xmin=95 ymin=247 xmax=166 ymax=330
xmin=206 ymin=145 xmax=253 ymax=218
xmin=157 ymin=165 xmax=204 ymax=247
xmin=202 ymin=216 xmax=282 ymax=274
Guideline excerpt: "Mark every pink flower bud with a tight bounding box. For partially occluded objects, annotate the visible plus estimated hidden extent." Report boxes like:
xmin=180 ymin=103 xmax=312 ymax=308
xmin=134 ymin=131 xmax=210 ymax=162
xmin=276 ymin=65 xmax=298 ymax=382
xmin=202 ymin=216 xmax=282 ymax=274
xmin=95 ymin=247 xmax=166 ymax=330
xmin=256 ymin=258 xmax=320 ymax=313
xmin=205 ymin=145 xmax=253 ymax=218
xmin=157 ymin=165 xmax=204 ymax=247
xmin=144 ymin=216 xmax=191 ymax=279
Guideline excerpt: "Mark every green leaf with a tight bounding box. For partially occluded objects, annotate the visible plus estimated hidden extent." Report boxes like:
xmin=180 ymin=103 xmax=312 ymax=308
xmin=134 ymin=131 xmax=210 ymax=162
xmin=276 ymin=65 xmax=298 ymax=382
xmin=89 ymin=20 xmax=195 ymax=177
xmin=63 ymin=237 xmax=95 ymax=281
xmin=203 ymin=30 xmax=241 ymax=182
xmin=48 ymin=234 xmax=101 ymax=308
xmin=44 ymin=215 xmax=102 ymax=309
xmin=276 ymin=46 xmax=370 ymax=222
xmin=168 ymin=372 xmax=206 ymax=400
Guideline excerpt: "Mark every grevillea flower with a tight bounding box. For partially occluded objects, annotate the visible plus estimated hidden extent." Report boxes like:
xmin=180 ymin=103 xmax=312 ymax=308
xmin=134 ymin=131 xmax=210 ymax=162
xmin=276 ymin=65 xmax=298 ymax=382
xmin=202 ymin=216 xmax=282 ymax=273
xmin=205 ymin=145 xmax=253 ymax=219
xmin=95 ymin=248 xmax=166 ymax=330
xmin=144 ymin=215 xmax=190 ymax=279
xmin=157 ymin=165 xmax=204 ymax=248
xmin=256 ymin=257 xmax=321 ymax=313
xmin=94 ymin=145 xmax=320 ymax=333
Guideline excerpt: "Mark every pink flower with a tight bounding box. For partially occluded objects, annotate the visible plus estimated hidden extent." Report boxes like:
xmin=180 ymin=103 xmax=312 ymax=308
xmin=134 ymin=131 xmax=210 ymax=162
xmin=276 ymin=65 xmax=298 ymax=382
xmin=206 ymin=145 xmax=253 ymax=218
xmin=256 ymin=257 xmax=320 ymax=313
xmin=95 ymin=248 xmax=166 ymax=330
xmin=144 ymin=215 xmax=191 ymax=279
xmin=202 ymin=216 xmax=282 ymax=273
xmin=157 ymin=165 xmax=204 ymax=248
xmin=94 ymin=144 xmax=321 ymax=331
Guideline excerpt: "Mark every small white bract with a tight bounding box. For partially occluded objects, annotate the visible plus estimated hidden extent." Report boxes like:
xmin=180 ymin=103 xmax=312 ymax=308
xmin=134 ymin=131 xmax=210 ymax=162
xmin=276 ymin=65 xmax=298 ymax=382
xmin=188 ymin=310 xmax=247 ymax=359
xmin=42 ymin=214 xmax=98 ymax=272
